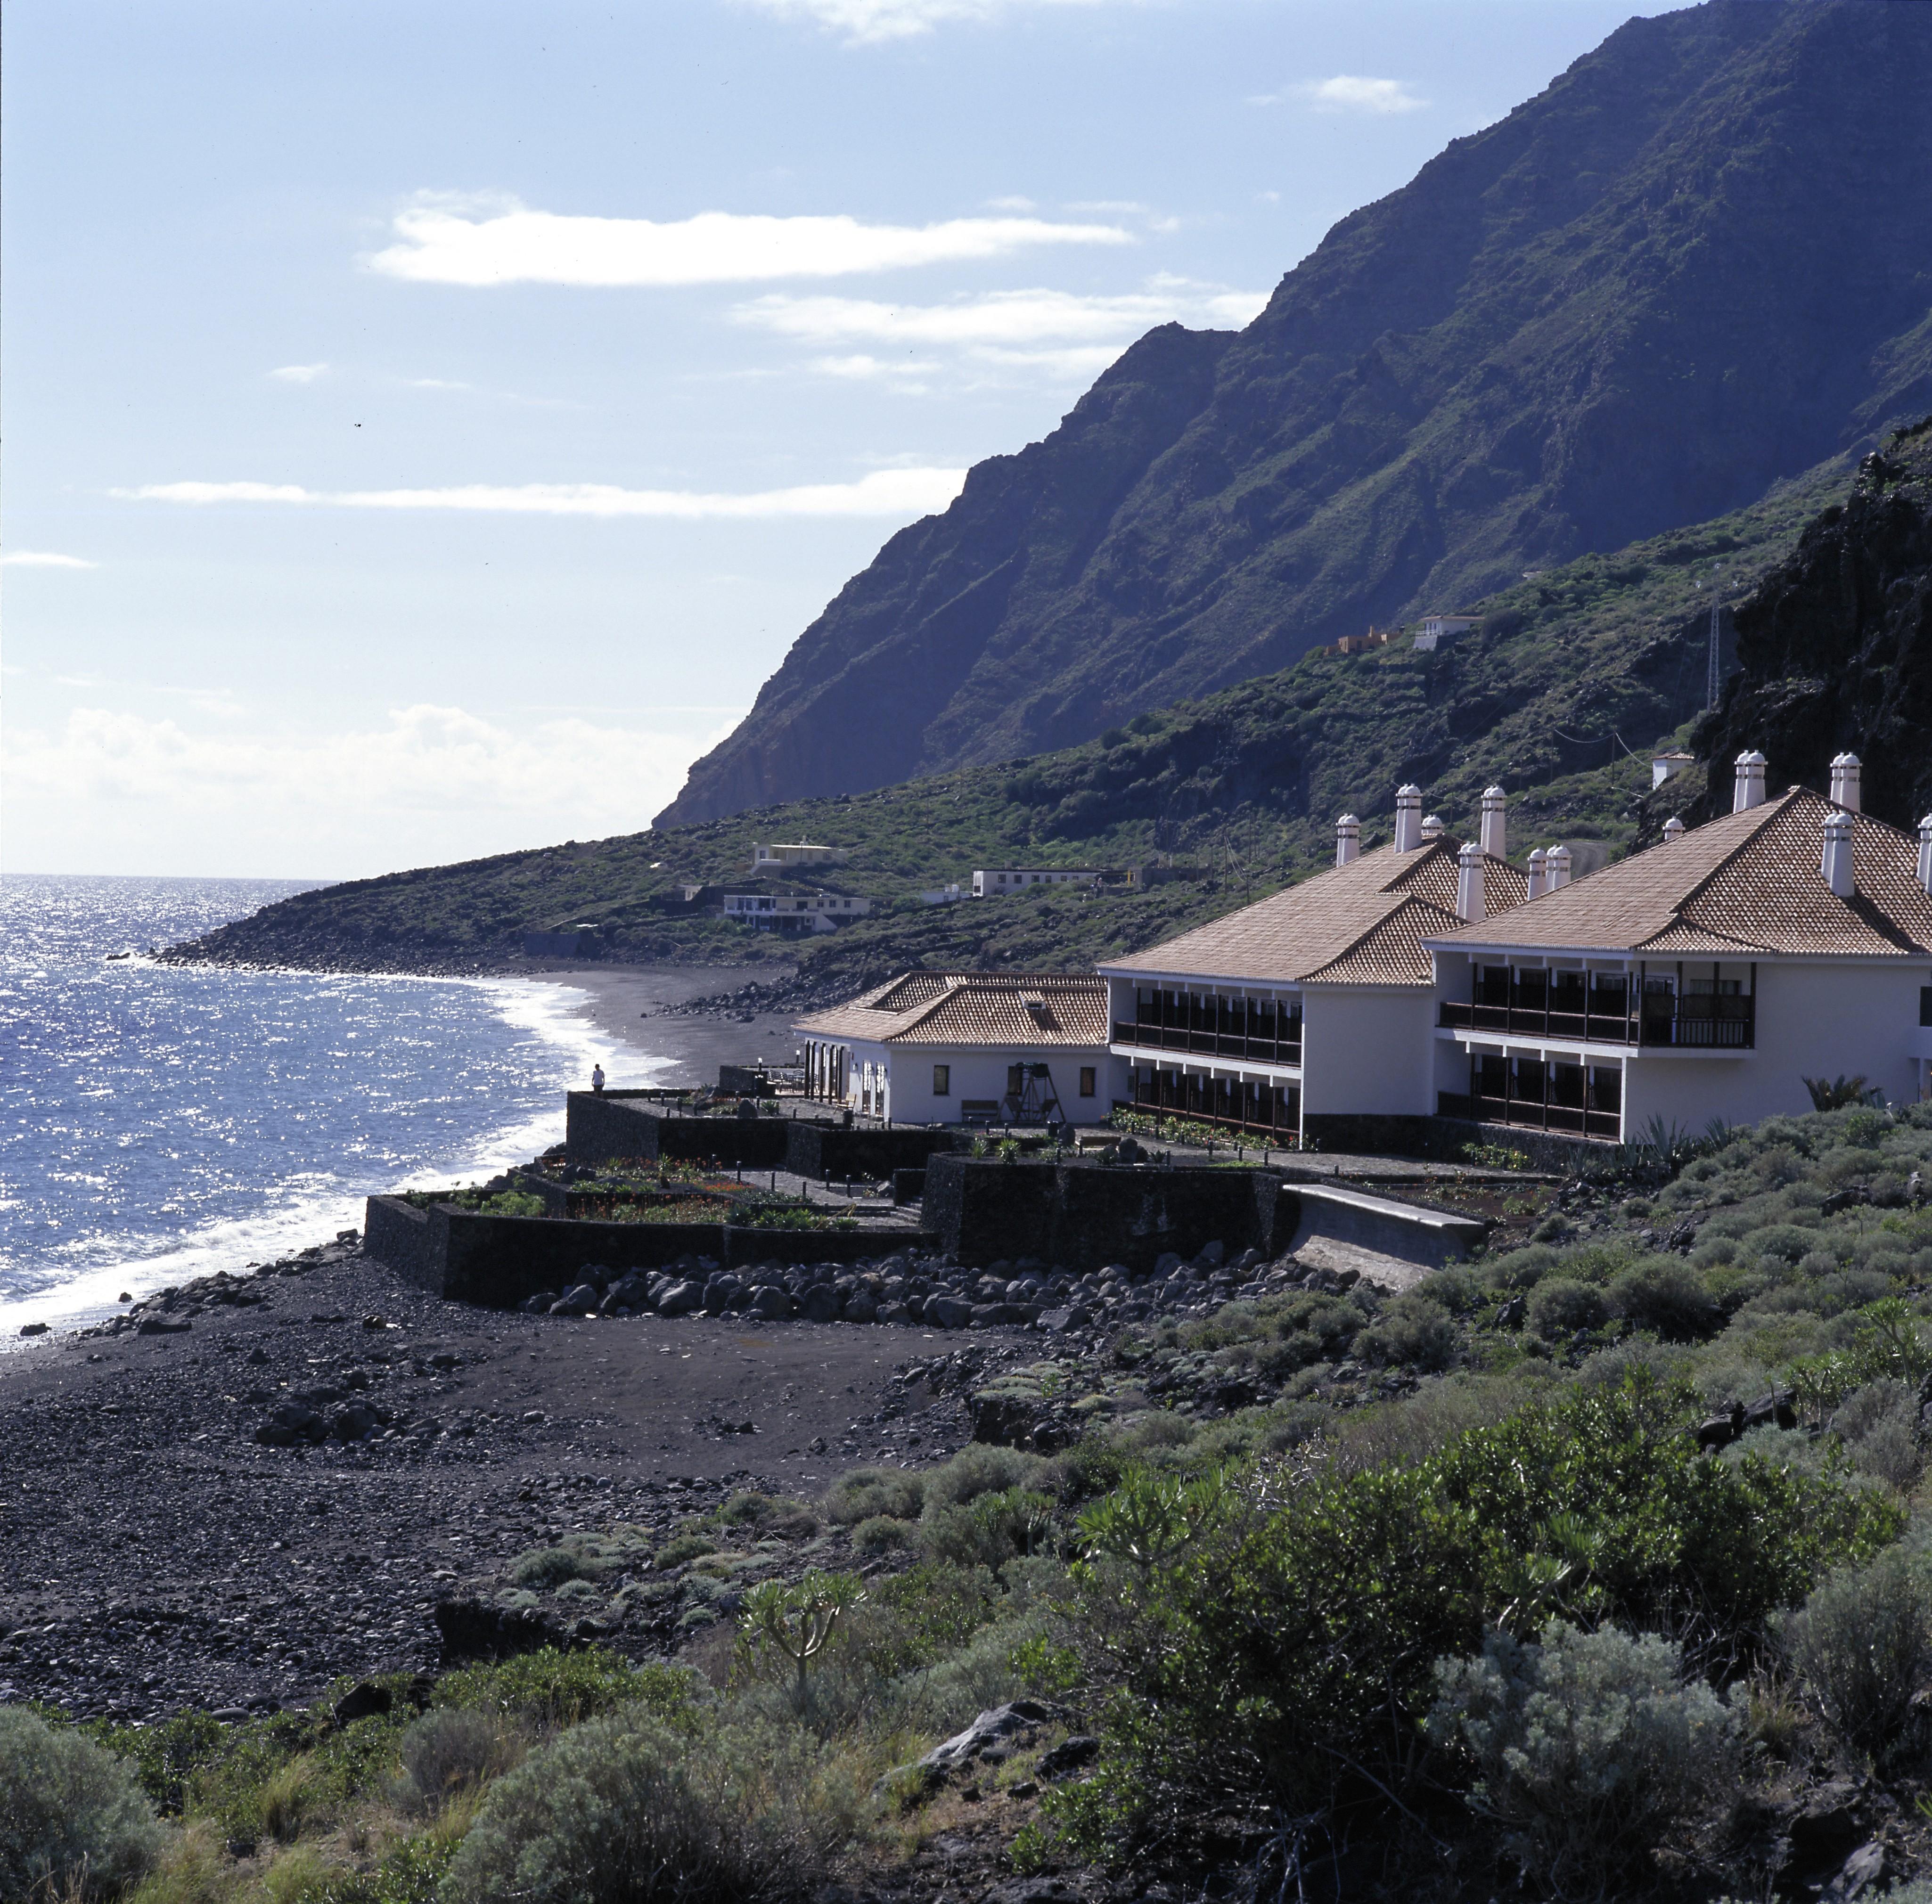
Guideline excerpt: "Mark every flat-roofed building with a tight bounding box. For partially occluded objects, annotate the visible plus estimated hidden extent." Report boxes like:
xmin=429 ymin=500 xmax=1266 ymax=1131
xmin=751 ymin=842 xmax=849 ymax=872
xmin=972 ymin=866 xmax=1108 ymax=897
xmin=722 ymin=891 xmax=870 ymax=933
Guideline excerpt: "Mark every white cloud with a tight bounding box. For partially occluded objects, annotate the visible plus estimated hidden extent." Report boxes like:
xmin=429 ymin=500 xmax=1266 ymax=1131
xmin=366 ymin=196 xmax=1130 ymax=288
xmin=732 ymin=278 xmax=1267 ymax=385
xmin=114 ymin=467 xmax=968 ymax=519
xmin=1281 ymin=75 xmax=1428 ymax=114
xmin=1 ymin=550 xmax=97 ymax=569
xmin=6 ymin=703 xmax=731 ymax=834
xmin=269 ymin=362 xmax=329 ymax=383
xmin=984 ymin=195 xmax=1038 ymax=213
xmin=742 ymin=0 xmax=1112 ymax=43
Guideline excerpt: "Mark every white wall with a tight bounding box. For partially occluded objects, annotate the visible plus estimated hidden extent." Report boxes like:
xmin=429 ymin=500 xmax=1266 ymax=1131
xmin=1622 ymin=960 xmax=1927 ymax=1128
xmin=1302 ymin=987 xmax=1436 ymax=1116
xmin=862 ymin=1043 xmax=1125 ymax=1125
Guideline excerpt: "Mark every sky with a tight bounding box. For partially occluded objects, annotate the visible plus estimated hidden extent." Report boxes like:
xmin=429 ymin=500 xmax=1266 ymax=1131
xmin=3 ymin=0 xmax=1683 ymax=880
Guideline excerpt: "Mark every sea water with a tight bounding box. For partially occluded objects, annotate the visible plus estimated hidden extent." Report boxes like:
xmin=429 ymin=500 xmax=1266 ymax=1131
xmin=0 ymin=874 xmax=642 ymax=1339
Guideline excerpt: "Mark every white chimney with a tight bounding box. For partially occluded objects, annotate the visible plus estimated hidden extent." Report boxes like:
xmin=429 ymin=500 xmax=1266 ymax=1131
xmin=1526 ymin=848 xmax=1547 ymax=899
xmin=1821 ymin=809 xmax=1855 ymax=898
xmin=1829 ymin=752 xmax=1863 ymax=813
xmin=1393 ymin=784 xmax=1424 ymax=853
xmin=1546 ymin=844 xmax=1573 ymax=891
xmin=1480 ymin=785 xmax=1507 ymax=858
xmin=1420 ymin=813 xmax=1446 ymax=842
xmin=1733 ymin=750 xmax=1768 ymax=812
xmin=1919 ymin=815 xmax=1932 ymax=894
xmin=1663 ymin=816 xmax=1686 ymax=844
xmin=1334 ymin=814 xmax=1361 ymax=867
xmin=1457 ymin=842 xmax=1485 ymax=923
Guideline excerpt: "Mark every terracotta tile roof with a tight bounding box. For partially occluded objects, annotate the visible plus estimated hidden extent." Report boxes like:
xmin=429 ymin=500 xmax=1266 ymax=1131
xmin=1427 ymin=790 xmax=1932 ymax=959
xmin=1098 ymin=839 xmax=1529 ymax=988
xmin=794 ymin=972 xmax=1110 ymax=1047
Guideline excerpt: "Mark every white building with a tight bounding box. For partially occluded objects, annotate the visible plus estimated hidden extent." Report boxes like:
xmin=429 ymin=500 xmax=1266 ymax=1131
xmin=722 ymin=891 xmax=871 ymax=933
xmin=972 ymin=866 xmax=1108 ymax=898
xmin=1096 ymin=785 xmax=1528 ymax=1140
xmin=751 ymin=842 xmax=849 ymax=872
xmin=1412 ymin=613 xmax=1481 ymax=652
xmin=794 ymin=972 xmax=1121 ymax=1126
xmin=1651 ymin=750 xmax=1696 ymax=788
xmin=1423 ymin=751 xmax=1932 ymax=1140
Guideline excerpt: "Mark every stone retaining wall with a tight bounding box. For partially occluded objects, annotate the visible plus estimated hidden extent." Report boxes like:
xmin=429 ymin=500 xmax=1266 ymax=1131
xmin=363 ymin=1194 xmax=934 ymax=1307
xmin=923 ymin=1157 xmax=1284 ymax=1273
xmin=1303 ymin=1111 xmax=1611 ymax=1176
xmin=785 ymin=1123 xmax=958 ymax=1181
xmin=565 ymin=1092 xmax=792 ymax=1168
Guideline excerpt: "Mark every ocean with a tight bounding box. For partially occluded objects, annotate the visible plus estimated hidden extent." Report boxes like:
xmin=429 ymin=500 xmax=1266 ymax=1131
xmin=0 ymin=874 xmax=639 ymax=1340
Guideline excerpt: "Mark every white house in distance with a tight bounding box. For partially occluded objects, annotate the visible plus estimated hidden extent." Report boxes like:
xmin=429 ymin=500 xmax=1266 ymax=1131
xmin=972 ymin=866 xmax=1111 ymax=898
xmin=1424 ymin=752 xmax=1932 ymax=1140
xmin=1412 ymin=613 xmax=1481 ymax=652
xmin=1096 ymin=785 xmax=1529 ymax=1139
xmin=794 ymin=972 xmax=1121 ymax=1126
xmin=722 ymin=891 xmax=871 ymax=933
xmin=752 ymin=842 xmax=849 ymax=872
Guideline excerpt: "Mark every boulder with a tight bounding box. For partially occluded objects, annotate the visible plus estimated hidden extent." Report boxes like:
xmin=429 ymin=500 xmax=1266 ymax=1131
xmin=878 ymin=1301 xmax=914 ymax=1324
xmin=843 ymin=1291 xmax=879 ymax=1324
xmin=750 ymin=1286 xmax=793 ymax=1320
xmin=917 ymin=1700 xmax=1053 ymax=1771
xmin=332 ymin=1679 xmax=393 ymax=1725
xmin=549 ymin=1283 xmax=599 ymax=1316
xmin=970 ymin=1302 xmax=1029 ymax=1327
xmin=797 ymin=1284 xmax=843 ymax=1324
xmin=656 ymin=1280 xmax=703 ymax=1317
xmin=925 ymin=1296 xmax=974 ymax=1331
xmin=1196 ymin=1240 xmax=1226 ymax=1267
xmin=330 ymin=1403 xmax=384 ymax=1441
xmin=255 ymin=1402 xmax=327 ymax=1447
xmin=17 ymin=1322 xmax=48 ymax=1338
xmin=521 ymin=1291 xmax=558 ymax=1315
xmin=136 ymin=1315 xmax=192 ymax=1335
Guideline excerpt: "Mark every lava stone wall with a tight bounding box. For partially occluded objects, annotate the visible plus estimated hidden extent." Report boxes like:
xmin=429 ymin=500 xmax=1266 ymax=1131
xmin=924 ymin=1157 xmax=1285 ymax=1272
xmin=565 ymin=1093 xmax=792 ymax=1168
xmin=785 ymin=1123 xmax=958 ymax=1181
xmin=1304 ymin=1111 xmax=1596 ymax=1175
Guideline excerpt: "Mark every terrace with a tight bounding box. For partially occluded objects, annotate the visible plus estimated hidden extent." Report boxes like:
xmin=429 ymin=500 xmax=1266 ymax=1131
xmin=1437 ymin=965 xmax=1755 ymax=1050
xmin=1112 ymin=986 xmax=1304 ymax=1067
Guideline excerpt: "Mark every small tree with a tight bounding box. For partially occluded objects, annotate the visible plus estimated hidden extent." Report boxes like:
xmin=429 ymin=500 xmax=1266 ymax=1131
xmin=739 ymin=1570 xmax=866 ymax=1704
xmin=1805 ymin=1074 xmax=1883 ymax=1111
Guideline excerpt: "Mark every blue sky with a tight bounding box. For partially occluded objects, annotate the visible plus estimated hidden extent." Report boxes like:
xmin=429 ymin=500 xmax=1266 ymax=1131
xmin=4 ymin=0 xmax=1678 ymax=879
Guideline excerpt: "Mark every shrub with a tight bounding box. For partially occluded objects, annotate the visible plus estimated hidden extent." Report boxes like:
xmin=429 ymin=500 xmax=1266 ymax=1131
xmin=654 ymin=1534 xmax=719 ymax=1571
xmin=919 ymin=1488 xmax=1056 ymax=1572
xmin=398 ymin=1708 xmax=523 ymax=1815
xmin=0 ymin=1708 xmax=162 ymax=1901
xmin=511 ymin=1546 xmax=605 ymax=1590
xmin=851 ymin=1515 xmax=912 ymax=1556
xmin=1355 ymin=1291 xmax=1457 ymax=1371
xmin=1783 ymin=1546 xmax=1932 ymax=1755
xmin=435 ymin=1648 xmax=694 ymax=1732
xmin=443 ymin=1712 xmax=778 ymax=1904
xmin=1428 ymin=1620 xmax=1740 ymax=1894
xmin=920 ymin=1444 xmax=1050 ymax=1511
xmin=1609 ymin=1258 xmax=1719 ymax=1339
xmin=1526 ymin=1278 xmax=1610 ymax=1338
xmin=1833 ymin=1380 xmax=1923 ymax=1489
xmin=822 ymin=1468 xmax=924 ymax=1526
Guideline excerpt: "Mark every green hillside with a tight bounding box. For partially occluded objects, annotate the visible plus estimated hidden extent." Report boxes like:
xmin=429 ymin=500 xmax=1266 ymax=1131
xmin=168 ymin=449 xmax=1857 ymax=995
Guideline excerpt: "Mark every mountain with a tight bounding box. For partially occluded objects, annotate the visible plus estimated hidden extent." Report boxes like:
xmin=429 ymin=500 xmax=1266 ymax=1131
xmin=167 ymin=441 xmax=1858 ymax=986
xmin=1678 ymin=419 xmax=1932 ymax=834
xmin=658 ymin=0 xmax=1932 ymax=827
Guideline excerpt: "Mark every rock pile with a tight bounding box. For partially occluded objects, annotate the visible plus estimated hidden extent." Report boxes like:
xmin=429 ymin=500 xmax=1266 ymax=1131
xmin=515 ymin=1239 xmax=1328 ymax=1337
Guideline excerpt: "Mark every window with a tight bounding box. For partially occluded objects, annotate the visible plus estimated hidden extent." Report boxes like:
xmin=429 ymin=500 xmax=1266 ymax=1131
xmin=1079 ymin=1066 xmax=1097 ymax=1097
xmin=1007 ymin=1064 xmax=1024 ymax=1095
xmin=933 ymin=1064 xmax=950 ymax=1096
xmin=1921 ymin=986 xmax=1932 ymax=1028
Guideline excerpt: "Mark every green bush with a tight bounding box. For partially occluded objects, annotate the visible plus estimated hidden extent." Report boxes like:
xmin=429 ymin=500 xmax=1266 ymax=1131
xmin=851 ymin=1514 xmax=913 ymax=1555
xmin=511 ymin=1545 xmax=606 ymax=1589
xmin=1609 ymin=1258 xmax=1719 ymax=1339
xmin=397 ymin=1708 xmax=523 ymax=1814
xmin=919 ymin=1487 xmax=1056 ymax=1572
xmin=654 ymin=1534 xmax=719 ymax=1571
xmin=442 ymin=1712 xmax=777 ymax=1904
xmin=920 ymin=1444 xmax=1051 ymax=1511
xmin=822 ymin=1468 xmax=924 ymax=1526
xmin=1050 ymin=1373 xmax=1901 ymax=1845
xmin=0 ymin=1708 xmax=162 ymax=1900
xmin=1783 ymin=1546 xmax=1932 ymax=1755
xmin=1526 ymin=1278 xmax=1611 ymax=1338
xmin=1356 ymin=1291 xmax=1457 ymax=1371
xmin=1833 ymin=1380 xmax=1923 ymax=1488
xmin=435 ymin=1648 xmax=694 ymax=1732
xmin=1428 ymin=1620 xmax=1739 ymax=1894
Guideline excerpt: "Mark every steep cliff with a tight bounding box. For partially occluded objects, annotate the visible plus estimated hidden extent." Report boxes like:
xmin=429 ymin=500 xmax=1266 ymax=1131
xmin=660 ymin=0 xmax=1932 ymax=826
xmin=1684 ymin=420 xmax=1932 ymax=833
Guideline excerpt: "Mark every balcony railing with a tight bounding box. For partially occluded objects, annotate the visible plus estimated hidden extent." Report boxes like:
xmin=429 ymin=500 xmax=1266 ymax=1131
xmin=1112 ymin=1021 xmax=1303 ymax=1066
xmin=1438 ymin=1090 xmax=1622 ymax=1142
xmin=1438 ymin=997 xmax=1753 ymax=1050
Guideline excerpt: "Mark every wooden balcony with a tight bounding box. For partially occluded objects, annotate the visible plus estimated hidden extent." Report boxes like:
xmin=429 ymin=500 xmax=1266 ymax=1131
xmin=1112 ymin=1022 xmax=1303 ymax=1066
xmin=1438 ymin=996 xmax=1753 ymax=1050
xmin=1438 ymin=1090 xmax=1621 ymax=1141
